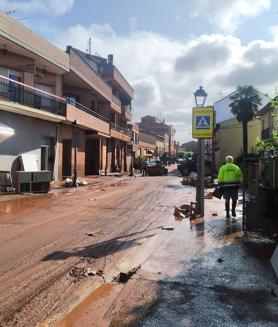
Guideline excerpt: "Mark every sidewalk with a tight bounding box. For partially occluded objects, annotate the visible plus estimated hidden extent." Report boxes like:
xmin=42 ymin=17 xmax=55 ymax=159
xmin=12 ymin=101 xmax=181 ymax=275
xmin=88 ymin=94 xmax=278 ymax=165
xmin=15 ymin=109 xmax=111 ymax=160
xmin=106 ymin=196 xmax=278 ymax=326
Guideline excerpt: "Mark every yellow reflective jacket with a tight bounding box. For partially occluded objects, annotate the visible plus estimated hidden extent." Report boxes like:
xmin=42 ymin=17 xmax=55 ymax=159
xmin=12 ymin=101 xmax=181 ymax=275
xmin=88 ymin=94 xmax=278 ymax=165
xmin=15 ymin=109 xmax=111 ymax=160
xmin=218 ymin=163 xmax=243 ymax=185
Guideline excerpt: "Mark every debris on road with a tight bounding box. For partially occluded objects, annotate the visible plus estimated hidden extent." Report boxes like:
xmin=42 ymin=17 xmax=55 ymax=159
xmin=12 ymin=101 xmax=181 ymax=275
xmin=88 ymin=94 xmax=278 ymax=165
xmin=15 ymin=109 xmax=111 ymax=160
xmin=174 ymin=202 xmax=200 ymax=220
xmin=114 ymin=266 xmax=141 ymax=284
xmin=69 ymin=266 xmax=104 ymax=279
xmin=174 ymin=204 xmax=191 ymax=219
xmin=161 ymin=227 xmax=175 ymax=231
xmin=85 ymin=230 xmax=103 ymax=237
xmin=217 ymin=258 xmax=224 ymax=263
xmin=181 ymin=176 xmax=197 ymax=186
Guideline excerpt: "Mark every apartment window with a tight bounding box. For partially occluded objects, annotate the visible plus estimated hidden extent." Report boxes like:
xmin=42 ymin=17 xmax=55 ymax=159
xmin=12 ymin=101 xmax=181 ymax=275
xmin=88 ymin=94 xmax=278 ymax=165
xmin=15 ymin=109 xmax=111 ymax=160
xmin=0 ymin=67 xmax=22 ymax=103
xmin=64 ymin=94 xmax=79 ymax=106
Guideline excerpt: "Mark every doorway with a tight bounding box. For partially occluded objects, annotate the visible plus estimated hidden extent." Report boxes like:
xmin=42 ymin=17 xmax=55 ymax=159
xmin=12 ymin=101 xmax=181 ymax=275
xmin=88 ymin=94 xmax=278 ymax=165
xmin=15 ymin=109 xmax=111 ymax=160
xmin=41 ymin=146 xmax=49 ymax=170
xmin=85 ymin=139 xmax=100 ymax=175
xmin=62 ymin=139 xmax=72 ymax=177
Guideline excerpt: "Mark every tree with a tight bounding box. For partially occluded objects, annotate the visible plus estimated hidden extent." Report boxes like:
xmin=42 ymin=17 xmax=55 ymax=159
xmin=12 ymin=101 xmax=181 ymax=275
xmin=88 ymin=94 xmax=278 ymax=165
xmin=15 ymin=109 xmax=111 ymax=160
xmin=229 ymin=85 xmax=262 ymax=156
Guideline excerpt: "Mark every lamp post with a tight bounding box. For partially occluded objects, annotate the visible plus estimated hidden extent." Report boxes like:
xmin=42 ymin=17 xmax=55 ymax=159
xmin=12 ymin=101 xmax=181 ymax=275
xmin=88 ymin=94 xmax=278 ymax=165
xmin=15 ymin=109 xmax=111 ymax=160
xmin=194 ymin=86 xmax=207 ymax=217
xmin=72 ymin=120 xmax=78 ymax=187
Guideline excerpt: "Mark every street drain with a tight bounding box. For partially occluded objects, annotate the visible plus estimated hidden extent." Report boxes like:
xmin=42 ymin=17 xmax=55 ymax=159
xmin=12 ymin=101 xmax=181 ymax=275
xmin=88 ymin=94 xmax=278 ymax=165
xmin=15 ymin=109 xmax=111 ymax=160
xmin=114 ymin=266 xmax=140 ymax=284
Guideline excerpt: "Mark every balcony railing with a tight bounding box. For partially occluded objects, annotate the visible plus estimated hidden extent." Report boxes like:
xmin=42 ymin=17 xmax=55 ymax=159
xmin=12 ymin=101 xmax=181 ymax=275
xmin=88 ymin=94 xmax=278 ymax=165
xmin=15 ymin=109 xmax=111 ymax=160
xmin=122 ymin=104 xmax=132 ymax=113
xmin=0 ymin=75 xmax=66 ymax=116
xmin=112 ymin=94 xmax=122 ymax=106
xmin=66 ymin=98 xmax=109 ymax=123
xmin=110 ymin=122 xmax=130 ymax=136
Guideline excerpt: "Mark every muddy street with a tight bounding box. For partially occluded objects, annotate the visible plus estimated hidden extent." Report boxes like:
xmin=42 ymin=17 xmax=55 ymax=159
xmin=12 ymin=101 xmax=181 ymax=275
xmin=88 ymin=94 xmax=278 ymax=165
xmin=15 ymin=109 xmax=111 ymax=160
xmin=0 ymin=169 xmax=277 ymax=327
xmin=0 ymin=170 xmax=193 ymax=327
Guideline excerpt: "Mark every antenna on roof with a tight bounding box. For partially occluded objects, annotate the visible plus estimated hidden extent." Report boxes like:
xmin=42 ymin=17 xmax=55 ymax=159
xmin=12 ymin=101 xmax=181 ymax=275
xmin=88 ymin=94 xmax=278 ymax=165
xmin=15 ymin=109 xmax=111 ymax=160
xmin=87 ymin=37 xmax=92 ymax=55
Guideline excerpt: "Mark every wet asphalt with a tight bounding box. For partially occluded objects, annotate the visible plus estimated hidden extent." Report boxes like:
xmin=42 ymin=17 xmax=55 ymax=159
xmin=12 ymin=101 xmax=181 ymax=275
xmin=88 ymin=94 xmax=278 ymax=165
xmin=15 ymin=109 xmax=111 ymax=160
xmin=109 ymin=187 xmax=278 ymax=327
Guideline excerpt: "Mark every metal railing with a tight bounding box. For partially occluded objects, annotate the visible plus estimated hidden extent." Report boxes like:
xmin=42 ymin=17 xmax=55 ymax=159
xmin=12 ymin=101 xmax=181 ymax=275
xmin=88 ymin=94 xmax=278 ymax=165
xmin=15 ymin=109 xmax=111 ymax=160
xmin=112 ymin=94 xmax=121 ymax=106
xmin=122 ymin=104 xmax=132 ymax=113
xmin=0 ymin=77 xmax=66 ymax=116
xmin=110 ymin=122 xmax=130 ymax=136
xmin=66 ymin=98 xmax=110 ymax=123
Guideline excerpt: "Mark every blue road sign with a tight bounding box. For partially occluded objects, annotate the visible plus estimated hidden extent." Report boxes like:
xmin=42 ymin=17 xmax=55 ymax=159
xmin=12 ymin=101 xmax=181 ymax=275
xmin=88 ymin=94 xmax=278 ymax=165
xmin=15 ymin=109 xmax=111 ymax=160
xmin=196 ymin=115 xmax=210 ymax=130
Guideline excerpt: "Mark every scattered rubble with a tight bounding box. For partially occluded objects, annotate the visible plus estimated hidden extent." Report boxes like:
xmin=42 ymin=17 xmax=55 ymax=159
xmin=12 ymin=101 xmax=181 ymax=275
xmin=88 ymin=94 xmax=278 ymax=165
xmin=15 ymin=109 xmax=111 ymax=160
xmin=113 ymin=266 xmax=141 ymax=284
xmin=181 ymin=176 xmax=197 ymax=186
xmin=174 ymin=204 xmax=191 ymax=219
xmin=181 ymin=176 xmax=215 ymax=188
xmin=174 ymin=202 xmax=199 ymax=220
xmin=69 ymin=266 xmax=104 ymax=279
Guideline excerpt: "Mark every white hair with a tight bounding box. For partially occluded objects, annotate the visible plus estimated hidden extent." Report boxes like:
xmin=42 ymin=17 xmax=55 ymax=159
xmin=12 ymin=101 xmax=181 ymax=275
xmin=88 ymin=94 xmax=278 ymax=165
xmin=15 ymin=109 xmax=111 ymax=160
xmin=226 ymin=156 xmax=233 ymax=163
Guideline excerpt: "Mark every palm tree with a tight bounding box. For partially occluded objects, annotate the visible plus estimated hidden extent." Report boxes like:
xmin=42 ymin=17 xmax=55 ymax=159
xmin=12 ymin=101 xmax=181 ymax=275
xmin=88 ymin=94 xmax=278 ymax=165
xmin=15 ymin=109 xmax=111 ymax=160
xmin=229 ymin=85 xmax=262 ymax=156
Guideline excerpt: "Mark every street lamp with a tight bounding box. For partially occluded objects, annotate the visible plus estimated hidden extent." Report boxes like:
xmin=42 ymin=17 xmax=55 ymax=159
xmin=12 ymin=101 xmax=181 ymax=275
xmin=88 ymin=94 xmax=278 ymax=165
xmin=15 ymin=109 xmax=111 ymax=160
xmin=194 ymin=86 xmax=207 ymax=217
xmin=72 ymin=120 xmax=78 ymax=187
xmin=194 ymin=86 xmax=207 ymax=107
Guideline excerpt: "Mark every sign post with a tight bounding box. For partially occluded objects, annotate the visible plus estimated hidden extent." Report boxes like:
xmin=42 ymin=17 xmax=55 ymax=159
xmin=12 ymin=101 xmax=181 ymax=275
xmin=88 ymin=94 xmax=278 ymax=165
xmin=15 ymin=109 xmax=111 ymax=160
xmin=192 ymin=106 xmax=214 ymax=216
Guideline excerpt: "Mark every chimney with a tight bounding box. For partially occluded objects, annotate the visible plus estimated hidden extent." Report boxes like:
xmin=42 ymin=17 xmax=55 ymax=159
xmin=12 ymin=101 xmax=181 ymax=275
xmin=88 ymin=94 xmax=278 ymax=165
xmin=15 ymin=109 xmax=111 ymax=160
xmin=107 ymin=54 xmax=114 ymax=65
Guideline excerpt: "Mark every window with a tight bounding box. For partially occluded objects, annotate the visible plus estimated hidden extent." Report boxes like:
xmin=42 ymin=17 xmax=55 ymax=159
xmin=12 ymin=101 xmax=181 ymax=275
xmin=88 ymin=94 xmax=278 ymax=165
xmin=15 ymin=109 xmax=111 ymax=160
xmin=35 ymin=83 xmax=54 ymax=108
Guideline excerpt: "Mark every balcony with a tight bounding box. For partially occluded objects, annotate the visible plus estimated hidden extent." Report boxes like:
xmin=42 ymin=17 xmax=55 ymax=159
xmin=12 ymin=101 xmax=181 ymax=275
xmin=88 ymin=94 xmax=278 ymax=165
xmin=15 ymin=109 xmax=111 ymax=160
xmin=121 ymin=104 xmax=132 ymax=121
xmin=111 ymin=94 xmax=122 ymax=114
xmin=0 ymin=76 xmax=66 ymax=121
xmin=110 ymin=122 xmax=131 ymax=142
xmin=113 ymin=67 xmax=134 ymax=99
xmin=66 ymin=99 xmax=110 ymax=135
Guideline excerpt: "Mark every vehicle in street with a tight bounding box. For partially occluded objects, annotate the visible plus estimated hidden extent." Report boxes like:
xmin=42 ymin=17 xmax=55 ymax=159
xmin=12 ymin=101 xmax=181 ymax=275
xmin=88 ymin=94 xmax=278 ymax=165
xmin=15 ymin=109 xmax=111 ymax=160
xmin=146 ymin=159 xmax=168 ymax=176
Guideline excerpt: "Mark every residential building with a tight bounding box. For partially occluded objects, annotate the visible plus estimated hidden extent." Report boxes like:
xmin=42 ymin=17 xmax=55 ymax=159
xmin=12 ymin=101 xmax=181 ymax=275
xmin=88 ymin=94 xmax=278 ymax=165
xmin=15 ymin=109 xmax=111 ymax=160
xmin=138 ymin=130 xmax=157 ymax=157
xmin=257 ymin=99 xmax=278 ymax=140
xmin=181 ymin=141 xmax=198 ymax=153
xmin=138 ymin=115 xmax=176 ymax=155
xmin=0 ymin=13 xmax=134 ymax=186
xmin=214 ymin=117 xmax=261 ymax=169
xmin=0 ymin=12 xmax=69 ymax=182
xmin=127 ymin=122 xmax=139 ymax=166
xmin=213 ymin=90 xmax=268 ymax=169
xmin=69 ymin=48 xmax=134 ymax=173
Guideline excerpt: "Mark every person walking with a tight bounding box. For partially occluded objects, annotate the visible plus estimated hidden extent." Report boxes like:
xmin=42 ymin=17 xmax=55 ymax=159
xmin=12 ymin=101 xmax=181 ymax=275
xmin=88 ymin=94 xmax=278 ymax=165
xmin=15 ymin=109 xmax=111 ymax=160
xmin=218 ymin=156 xmax=243 ymax=218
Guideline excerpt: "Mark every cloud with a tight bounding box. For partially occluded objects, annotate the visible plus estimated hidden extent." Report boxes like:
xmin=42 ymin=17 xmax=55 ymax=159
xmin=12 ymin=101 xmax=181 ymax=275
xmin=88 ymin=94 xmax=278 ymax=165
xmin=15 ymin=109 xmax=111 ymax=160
xmin=192 ymin=0 xmax=271 ymax=33
xmin=175 ymin=35 xmax=234 ymax=73
xmin=48 ymin=23 xmax=278 ymax=142
xmin=269 ymin=25 xmax=278 ymax=40
xmin=0 ymin=0 xmax=74 ymax=16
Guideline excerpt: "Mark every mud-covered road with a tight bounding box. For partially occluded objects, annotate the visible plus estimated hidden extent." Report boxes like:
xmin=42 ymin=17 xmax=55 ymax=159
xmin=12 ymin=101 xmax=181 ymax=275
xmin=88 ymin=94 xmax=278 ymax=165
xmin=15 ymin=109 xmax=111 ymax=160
xmin=0 ymin=170 xmax=191 ymax=327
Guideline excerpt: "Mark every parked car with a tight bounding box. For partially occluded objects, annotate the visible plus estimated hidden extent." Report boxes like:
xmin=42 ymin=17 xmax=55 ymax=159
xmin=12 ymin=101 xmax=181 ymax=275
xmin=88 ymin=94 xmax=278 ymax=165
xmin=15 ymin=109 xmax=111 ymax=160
xmin=146 ymin=160 xmax=168 ymax=176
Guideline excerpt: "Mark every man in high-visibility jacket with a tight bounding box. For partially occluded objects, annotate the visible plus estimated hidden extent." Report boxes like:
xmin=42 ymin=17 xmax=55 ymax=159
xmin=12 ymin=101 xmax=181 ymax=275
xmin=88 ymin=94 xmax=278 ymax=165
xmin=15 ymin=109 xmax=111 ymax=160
xmin=218 ymin=155 xmax=243 ymax=218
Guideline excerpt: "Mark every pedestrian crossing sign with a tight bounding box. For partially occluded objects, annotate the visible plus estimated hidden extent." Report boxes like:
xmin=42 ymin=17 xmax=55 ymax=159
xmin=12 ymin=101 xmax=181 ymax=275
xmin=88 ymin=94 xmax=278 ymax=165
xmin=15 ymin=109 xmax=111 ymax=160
xmin=192 ymin=106 xmax=214 ymax=138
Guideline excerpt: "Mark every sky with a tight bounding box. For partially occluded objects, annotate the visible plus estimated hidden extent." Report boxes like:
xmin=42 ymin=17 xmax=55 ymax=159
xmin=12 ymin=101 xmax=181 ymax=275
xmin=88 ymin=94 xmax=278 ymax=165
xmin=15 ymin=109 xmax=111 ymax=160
xmin=1 ymin=0 xmax=278 ymax=142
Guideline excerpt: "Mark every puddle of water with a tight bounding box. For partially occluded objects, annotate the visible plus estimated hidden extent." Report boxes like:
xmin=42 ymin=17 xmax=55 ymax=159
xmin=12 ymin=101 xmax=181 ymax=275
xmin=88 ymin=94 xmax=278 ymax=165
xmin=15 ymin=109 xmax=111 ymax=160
xmin=56 ymin=284 xmax=113 ymax=327
xmin=0 ymin=194 xmax=54 ymax=219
